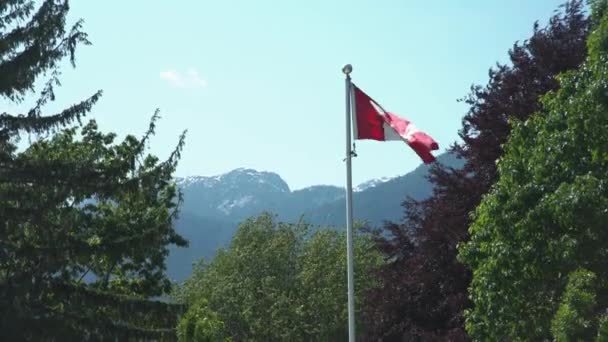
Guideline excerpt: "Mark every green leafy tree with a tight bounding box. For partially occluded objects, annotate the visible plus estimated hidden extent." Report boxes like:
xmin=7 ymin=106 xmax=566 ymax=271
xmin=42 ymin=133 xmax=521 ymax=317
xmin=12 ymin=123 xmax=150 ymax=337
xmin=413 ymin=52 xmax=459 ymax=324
xmin=298 ymin=228 xmax=381 ymax=340
xmin=173 ymin=213 xmax=382 ymax=341
xmin=1 ymin=1 xmax=187 ymax=340
xmin=176 ymin=298 xmax=229 ymax=342
xmin=362 ymin=1 xmax=589 ymax=339
xmin=551 ymin=269 xmax=599 ymax=341
xmin=459 ymin=1 xmax=608 ymax=340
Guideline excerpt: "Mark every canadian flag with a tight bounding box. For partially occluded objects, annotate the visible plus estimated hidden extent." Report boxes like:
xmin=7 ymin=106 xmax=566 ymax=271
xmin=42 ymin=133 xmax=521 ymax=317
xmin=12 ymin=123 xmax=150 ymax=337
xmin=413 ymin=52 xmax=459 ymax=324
xmin=352 ymin=84 xmax=439 ymax=163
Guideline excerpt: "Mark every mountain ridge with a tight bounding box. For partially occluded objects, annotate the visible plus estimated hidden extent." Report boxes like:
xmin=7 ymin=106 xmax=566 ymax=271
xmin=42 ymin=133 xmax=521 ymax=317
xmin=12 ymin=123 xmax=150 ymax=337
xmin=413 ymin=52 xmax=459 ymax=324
xmin=167 ymin=152 xmax=464 ymax=281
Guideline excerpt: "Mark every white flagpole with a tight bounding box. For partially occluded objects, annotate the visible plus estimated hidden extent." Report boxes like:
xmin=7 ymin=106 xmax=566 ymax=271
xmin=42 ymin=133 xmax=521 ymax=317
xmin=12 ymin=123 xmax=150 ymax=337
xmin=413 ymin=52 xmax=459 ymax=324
xmin=342 ymin=64 xmax=356 ymax=342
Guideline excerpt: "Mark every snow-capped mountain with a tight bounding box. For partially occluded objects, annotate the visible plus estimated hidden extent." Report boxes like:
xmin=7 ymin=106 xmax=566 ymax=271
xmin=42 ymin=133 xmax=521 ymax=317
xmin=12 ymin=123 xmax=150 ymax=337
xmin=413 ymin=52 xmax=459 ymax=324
xmin=175 ymin=153 xmax=463 ymax=227
xmin=176 ymin=168 xmax=328 ymax=222
xmin=177 ymin=168 xmax=290 ymax=193
xmin=167 ymin=153 xmax=464 ymax=281
xmin=176 ymin=169 xmax=401 ymax=220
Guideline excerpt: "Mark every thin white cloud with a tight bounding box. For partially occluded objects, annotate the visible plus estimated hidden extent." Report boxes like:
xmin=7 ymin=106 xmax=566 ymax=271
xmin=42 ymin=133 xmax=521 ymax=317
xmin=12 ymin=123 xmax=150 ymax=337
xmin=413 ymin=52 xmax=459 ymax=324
xmin=160 ymin=70 xmax=184 ymax=87
xmin=160 ymin=68 xmax=208 ymax=88
xmin=185 ymin=68 xmax=207 ymax=87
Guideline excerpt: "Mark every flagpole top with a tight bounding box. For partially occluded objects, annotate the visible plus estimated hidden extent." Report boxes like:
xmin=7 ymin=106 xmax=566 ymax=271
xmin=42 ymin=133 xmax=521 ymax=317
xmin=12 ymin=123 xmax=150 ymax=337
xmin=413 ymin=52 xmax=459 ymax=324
xmin=342 ymin=64 xmax=353 ymax=75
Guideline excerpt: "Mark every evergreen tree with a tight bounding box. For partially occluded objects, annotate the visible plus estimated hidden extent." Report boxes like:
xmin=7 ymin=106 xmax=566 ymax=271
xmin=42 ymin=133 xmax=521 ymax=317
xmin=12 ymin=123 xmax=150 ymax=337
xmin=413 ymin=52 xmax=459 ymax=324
xmin=362 ymin=1 xmax=589 ymax=340
xmin=460 ymin=1 xmax=608 ymax=339
xmin=0 ymin=1 xmax=187 ymax=340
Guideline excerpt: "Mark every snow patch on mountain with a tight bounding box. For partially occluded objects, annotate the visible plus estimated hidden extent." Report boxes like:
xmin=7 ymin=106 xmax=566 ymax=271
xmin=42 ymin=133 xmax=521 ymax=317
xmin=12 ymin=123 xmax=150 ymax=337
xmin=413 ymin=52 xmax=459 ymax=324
xmin=175 ymin=175 xmax=220 ymax=188
xmin=217 ymin=195 xmax=254 ymax=215
xmin=354 ymin=176 xmax=395 ymax=192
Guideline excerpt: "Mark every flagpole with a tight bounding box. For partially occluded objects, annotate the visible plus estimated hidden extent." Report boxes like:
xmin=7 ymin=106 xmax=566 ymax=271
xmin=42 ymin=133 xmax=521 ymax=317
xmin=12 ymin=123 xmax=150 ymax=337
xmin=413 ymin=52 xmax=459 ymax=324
xmin=342 ymin=64 xmax=356 ymax=342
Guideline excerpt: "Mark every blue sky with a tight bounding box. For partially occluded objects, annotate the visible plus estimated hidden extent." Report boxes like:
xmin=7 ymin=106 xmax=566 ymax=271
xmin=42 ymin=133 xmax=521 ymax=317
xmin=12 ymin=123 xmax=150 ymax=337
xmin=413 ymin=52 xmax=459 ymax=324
xmin=9 ymin=0 xmax=570 ymax=189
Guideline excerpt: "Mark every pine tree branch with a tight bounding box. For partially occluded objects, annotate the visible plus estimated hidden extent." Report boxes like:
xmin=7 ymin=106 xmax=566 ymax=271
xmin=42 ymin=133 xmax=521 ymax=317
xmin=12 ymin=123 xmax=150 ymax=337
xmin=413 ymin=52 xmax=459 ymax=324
xmin=0 ymin=90 xmax=101 ymax=135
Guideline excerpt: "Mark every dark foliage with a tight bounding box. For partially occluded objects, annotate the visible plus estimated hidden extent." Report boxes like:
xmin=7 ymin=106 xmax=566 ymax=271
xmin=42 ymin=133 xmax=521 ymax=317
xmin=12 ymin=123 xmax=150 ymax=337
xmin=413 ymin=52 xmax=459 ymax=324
xmin=362 ymin=1 xmax=589 ymax=340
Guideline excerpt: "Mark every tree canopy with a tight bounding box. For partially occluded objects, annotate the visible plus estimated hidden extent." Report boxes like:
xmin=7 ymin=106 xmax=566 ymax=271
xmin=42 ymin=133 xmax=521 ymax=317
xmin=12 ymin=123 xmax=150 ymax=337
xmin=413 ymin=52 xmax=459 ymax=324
xmin=0 ymin=1 xmax=187 ymax=340
xmin=362 ymin=1 xmax=589 ymax=340
xmin=173 ymin=213 xmax=382 ymax=341
xmin=459 ymin=1 xmax=608 ymax=339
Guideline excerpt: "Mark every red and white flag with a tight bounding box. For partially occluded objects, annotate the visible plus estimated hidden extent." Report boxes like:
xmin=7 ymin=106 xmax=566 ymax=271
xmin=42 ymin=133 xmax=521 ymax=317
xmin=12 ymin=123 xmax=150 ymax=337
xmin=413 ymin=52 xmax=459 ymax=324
xmin=351 ymin=84 xmax=439 ymax=163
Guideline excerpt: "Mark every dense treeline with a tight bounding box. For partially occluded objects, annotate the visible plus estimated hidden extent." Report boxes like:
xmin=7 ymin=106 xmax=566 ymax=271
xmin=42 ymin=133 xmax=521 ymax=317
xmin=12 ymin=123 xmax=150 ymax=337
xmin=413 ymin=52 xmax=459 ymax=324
xmin=172 ymin=213 xmax=381 ymax=341
xmin=460 ymin=1 xmax=608 ymax=339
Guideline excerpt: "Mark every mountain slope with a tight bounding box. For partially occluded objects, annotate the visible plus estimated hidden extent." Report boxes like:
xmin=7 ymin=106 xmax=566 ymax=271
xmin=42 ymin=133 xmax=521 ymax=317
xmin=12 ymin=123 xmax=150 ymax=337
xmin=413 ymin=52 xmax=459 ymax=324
xmin=177 ymin=168 xmax=290 ymax=222
xmin=168 ymin=152 xmax=463 ymax=281
xmin=302 ymin=152 xmax=463 ymax=226
xmin=166 ymin=213 xmax=237 ymax=281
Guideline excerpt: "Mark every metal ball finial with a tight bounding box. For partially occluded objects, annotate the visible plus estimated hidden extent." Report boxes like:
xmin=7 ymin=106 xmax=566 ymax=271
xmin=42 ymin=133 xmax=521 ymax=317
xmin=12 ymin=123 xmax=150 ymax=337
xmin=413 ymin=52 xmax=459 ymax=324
xmin=342 ymin=64 xmax=353 ymax=75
